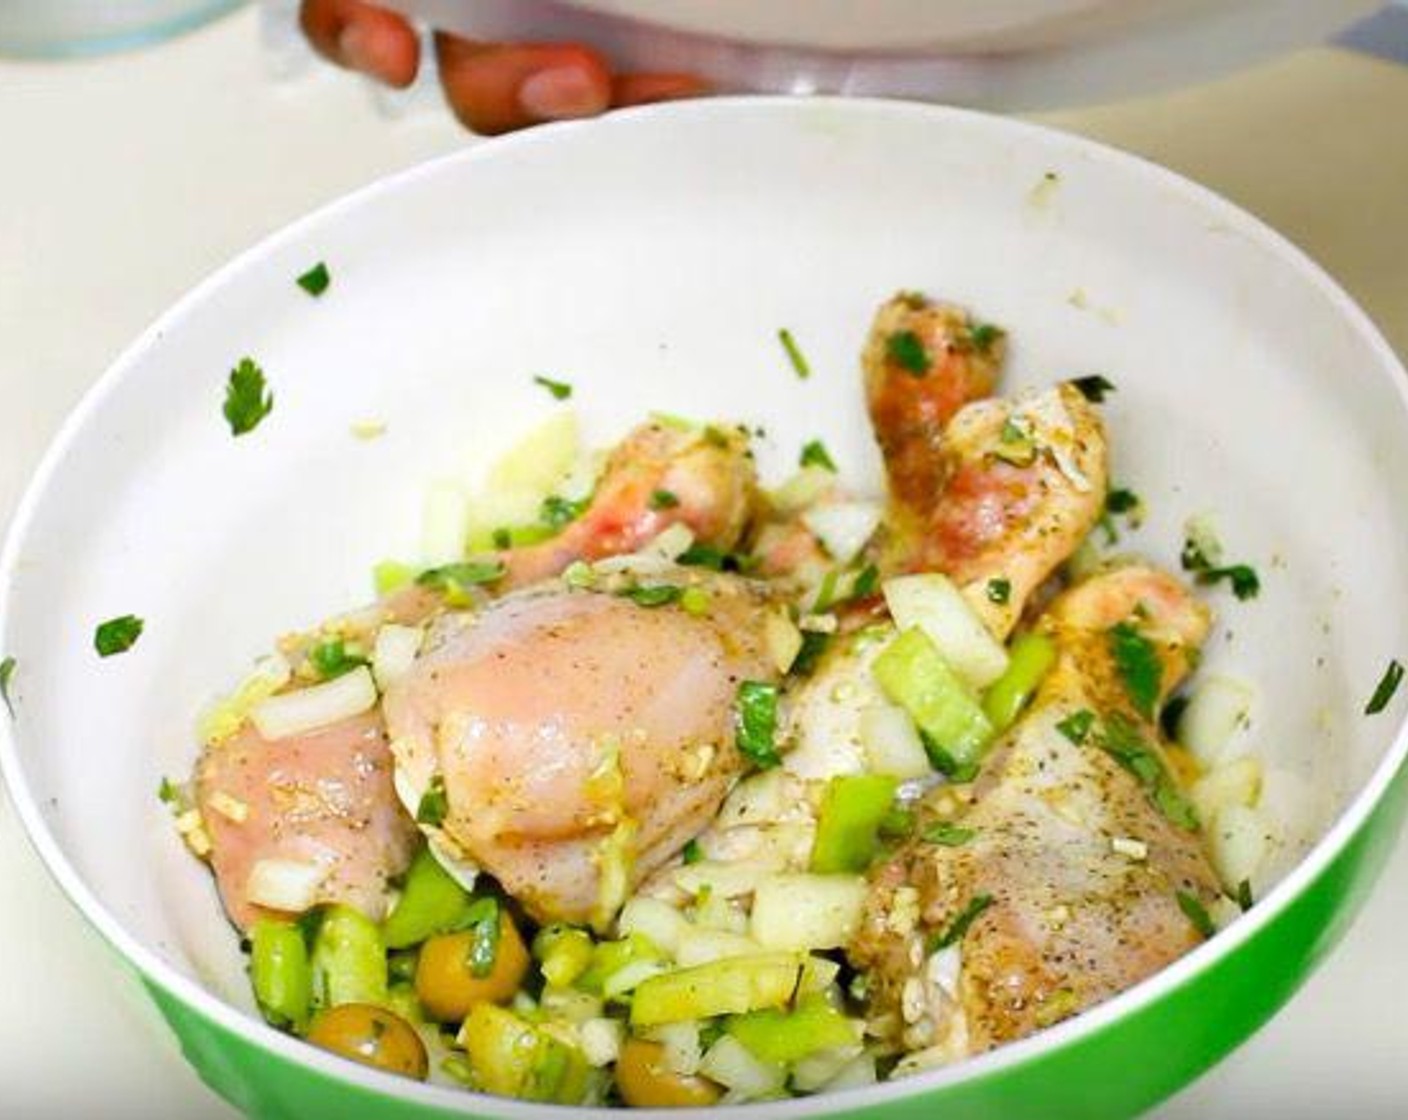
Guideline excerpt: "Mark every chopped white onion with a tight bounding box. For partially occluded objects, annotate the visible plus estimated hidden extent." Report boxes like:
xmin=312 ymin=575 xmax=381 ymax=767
xmin=858 ymin=703 xmax=933 ymax=779
xmin=802 ymin=500 xmax=883 ymax=565
xmin=769 ymin=465 xmax=836 ymax=515
xmin=602 ymin=958 xmax=670 ymax=999
xmin=926 ymin=945 xmax=962 ymax=1000
xmin=699 ymin=1036 xmax=786 ymax=1100
xmin=750 ymin=874 xmax=867 ymax=951
xmin=618 ymin=897 xmax=690 ymax=957
xmin=1209 ymin=803 xmax=1273 ymax=889
xmin=792 ymin=1046 xmax=866 ymax=1093
xmin=882 ymin=573 xmax=1009 ymax=688
xmin=246 ymin=857 xmax=326 ymax=912
xmin=645 ymin=1021 xmax=702 ymax=1076
xmin=197 ymin=652 xmax=293 ymax=746
xmin=1190 ymin=754 xmax=1263 ymax=824
xmin=673 ymin=929 xmax=765 ymax=968
xmin=823 ymin=1052 xmax=878 ymax=1091
xmin=1178 ymin=676 xmax=1255 ymax=764
xmin=372 ymin=624 xmax=423 ymax=690
xmin=672 ymin=860 xmax=773 ymax=899
xmin=645 ymin=522 xmax=695 ymax=561
xmin=764 ymin=609 xmax=804 ymax=674
xmin=420 ymin=480 xmax=470 ymax=565
xmin=577 ymin=1018 xmax=624 ymax=1067
xmin=250 ymin=666 xmax=378 ymax=741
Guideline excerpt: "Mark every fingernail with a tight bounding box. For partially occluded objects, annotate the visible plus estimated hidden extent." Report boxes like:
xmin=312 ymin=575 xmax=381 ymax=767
xmin=338 ymin=22 xmax=382 ymax=79
xmin=518 ymin=66 xmax=609 ymax=121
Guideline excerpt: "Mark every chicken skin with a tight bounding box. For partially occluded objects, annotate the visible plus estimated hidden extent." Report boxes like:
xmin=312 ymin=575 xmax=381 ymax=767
xmin=851 ymin=565 xmax=1221 ymax=1056
xmin=382 ymin=570 xmax=779 ymax=928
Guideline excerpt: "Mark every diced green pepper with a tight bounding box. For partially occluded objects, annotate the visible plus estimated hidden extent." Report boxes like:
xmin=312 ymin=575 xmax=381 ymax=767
xmin=982 ymin=633 xmax=1057 ymax=730
xmin=249 ymin=918 xmax=312 ymax=1033
xmin=629 ymin=952 xmax=805 ymax=1027
xmin=873 ymin=627 xmax=994 ymax=766
xmin=461 ymin=1002 xmax=592 ymax=1103
xmin=533 ymin=925 xmax=596 ymax=989
xmin=577 ymin=933 xmax=663 ymax=995
xmin=725 ymin=993 xmax=860 ymax=1063
xmin=809 ymin=774 xmax=899 ymax=874
xmin=382 ymin=846 xmax=472 ymax=950
xmin=373 ymin=560 xmax=416 ymax=596
xmin=310 ymin=904 xmax=387 ymax=1012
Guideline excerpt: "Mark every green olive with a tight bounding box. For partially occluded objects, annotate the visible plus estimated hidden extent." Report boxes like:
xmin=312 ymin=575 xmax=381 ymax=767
xmin=414 ymin=911 xmax=531 ymax=1021
xmin=306 ymin=1003 xmax=428 ymax=1081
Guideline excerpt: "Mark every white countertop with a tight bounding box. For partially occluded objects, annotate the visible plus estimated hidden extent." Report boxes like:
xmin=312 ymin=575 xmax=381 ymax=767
xmin=2 ymin=8 xmax=1406 ymax=1116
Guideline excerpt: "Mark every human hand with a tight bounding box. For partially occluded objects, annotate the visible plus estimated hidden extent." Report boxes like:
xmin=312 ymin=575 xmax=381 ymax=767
xmin=299 ymin=0 xmax=707 ymax=134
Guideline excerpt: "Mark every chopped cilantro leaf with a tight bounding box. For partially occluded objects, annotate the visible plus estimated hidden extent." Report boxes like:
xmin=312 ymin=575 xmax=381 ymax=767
xmin=790 ymin=630 xmax=831 ymax=677
xmin=1154 ymin=783 xmax=1200 ymax=831
xmin=416 ymin=775 xmax=448 ymax=826
xmin=677 ymin=543 xmax=730 ymax=571
xmin=919 ymin=731 xmax=980 ymax=783
xmin=931 ymin=893 xmax=994 ymax=951
xmin=308 ymin=638 xmax=367 ymax=680
xmin=879 ymin=807 xmax=916 ymax=840
xmin=969 ymin=323 xmax=1005 ymax=353
xmin=886 ymin=330 xmax=931 ymax=376
xmin=800 ymin=439 xmax=837 ymax=473
xmin=1056 ymin=709 xmax=1095 ymax=744
xmin=681 ymin=839 xmax=704 ymax=865
xmin=1365 ymin=658 xmax=1405 ymax=715
xmin=1097 ymin=714 xmax=1200 ymax=831
xmin=986 ymin=578 xmax=1011 ymax=605
xmin=491 ymin=528 xmax=512 ymax=550
xmin=923 ymin=822 xmax=976 ymax=847
xmin=648 ymin=489 xmax=680 ymax=510
xmin=1176 ymin=890 xmax=1215 ymax=938
xmin=623 ymin=584 xmax=683 ymax=608
xmin=851 ymin=564 xmax=880 ymax=601
xmin=1181 ymin=526 xmax=1259 ymax=601
xmin=540 ymin=494 xmax=589 ymax=529
xmin=533 ymin=375 xmax=573 ymax=401
xmin=1108 ymin=621 xmax=1162 ymax=719
xmin=416 ymin=560 xmax=505 ymax=591
xmin=1070 ymin=375 xmax=1115 ymax=402
xmin=157 ymin=777 xmax=182 ymax=806
xmin=458 ymin=896 xmax=501 ymax=977
xmin=296 ymin=261 xmax=330 ymax=297
xmin=778 ymin=328 xmax=811 ymax=379
xmin=735 ymin=680 xmax=781 ymax=769
xmin=0 ymin=655 xmax=14 ymax=716
xmin=223 ymin=357 xmax=273 ymax=437
xmin=1106 ymin=488 xmax=1140 ymax=515
xmin=95 ymin=615 xmax=144 ymax=657
xmin=1221 ymin=565 xmax=1261 ymax=601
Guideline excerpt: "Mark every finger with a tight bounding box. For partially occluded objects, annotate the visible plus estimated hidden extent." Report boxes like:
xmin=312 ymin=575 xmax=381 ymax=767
xmin=611 ymin=72 xmax=710 ymax=108
xmin=300 ymin=0 xmax=420 ymax=88
xmin=435 ymin=35 xmax=612 ymax=135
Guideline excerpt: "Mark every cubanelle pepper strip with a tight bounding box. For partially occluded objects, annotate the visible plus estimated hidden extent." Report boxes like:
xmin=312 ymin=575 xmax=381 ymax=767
xmin=460 ymin=1002 xmax=591 ymax=1104
xmin=382 ymin=843 xmax=472 ymax=950
xmin=982 ymin=632 xmax=1057 ymax=730
xmin=249 ymin=918 xmax=312 ymax=1032
xmin=310 ymin=904 xmax=387 ymax=1012
xmin=629 ymin=952 xmax=809 ymax=1027
xmin=810 ymin=774 xmax=899 ymax=873
xmin=725 ymin=993 xmax=861 ymax=1063
xmin=873 ymin=626 xmax=994 ymax=768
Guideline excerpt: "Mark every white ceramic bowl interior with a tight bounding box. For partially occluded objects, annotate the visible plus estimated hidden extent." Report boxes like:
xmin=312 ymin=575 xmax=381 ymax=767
xmin=3 ymin=98 xmax=1407 ymax=1107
